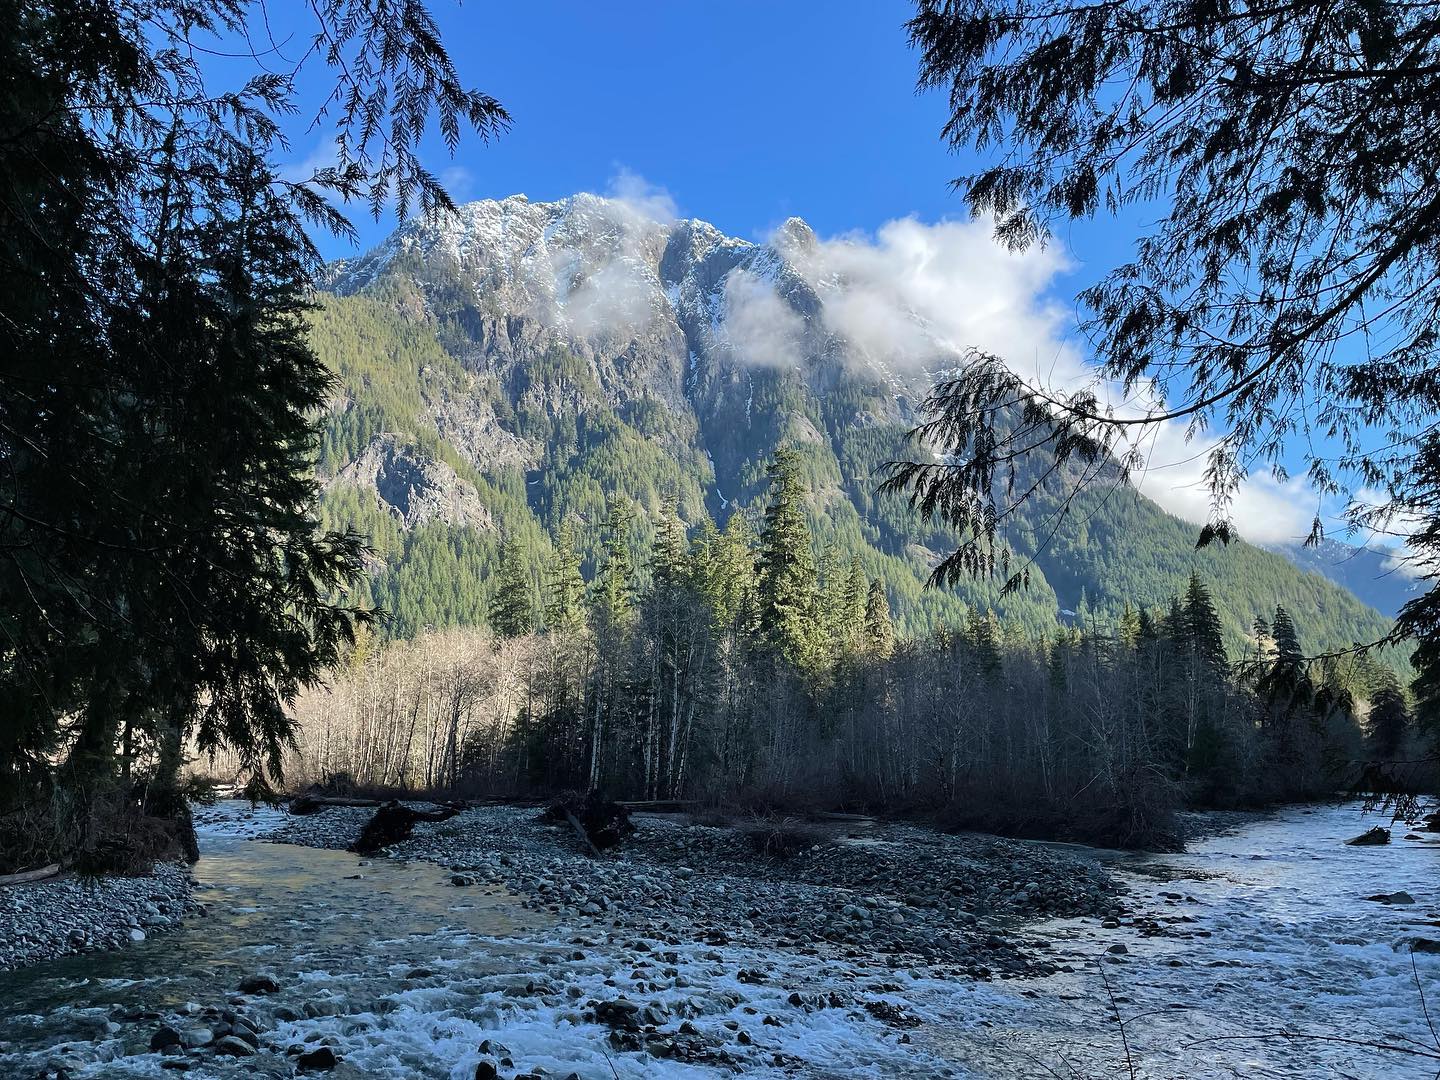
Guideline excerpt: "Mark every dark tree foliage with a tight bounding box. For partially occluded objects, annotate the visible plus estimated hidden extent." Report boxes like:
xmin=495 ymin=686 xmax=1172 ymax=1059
xmin=1368 ymin=678 xmax=1411 ymax=760
xmin=755 ymin=448 xmax=822 ymax=670
xmin=891 ymin=1 xmax=1440 ymax=651
xmin=0 ymin=0 xmax=504 ymax=866
xmin=489 ymin=538 xmax=536 ymax=639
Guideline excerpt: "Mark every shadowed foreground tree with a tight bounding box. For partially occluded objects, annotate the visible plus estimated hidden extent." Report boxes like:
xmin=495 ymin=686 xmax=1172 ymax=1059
xmin=890 ymin=2 xmax=1440 ymax=671
xmin=0 ymin=0 xmax=505 ymax=870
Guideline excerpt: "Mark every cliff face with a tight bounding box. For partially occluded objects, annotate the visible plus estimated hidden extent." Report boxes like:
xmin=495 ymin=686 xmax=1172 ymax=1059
xmin=313 ymin=193 xmax=1397 ymax=653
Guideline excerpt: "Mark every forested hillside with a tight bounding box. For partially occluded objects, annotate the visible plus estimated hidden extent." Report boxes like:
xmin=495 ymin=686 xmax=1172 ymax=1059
xmin=311 ymin=195 xmax=1397 ymax=659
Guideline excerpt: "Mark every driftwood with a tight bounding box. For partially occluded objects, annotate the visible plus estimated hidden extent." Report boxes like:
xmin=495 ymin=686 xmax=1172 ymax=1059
xmin=617 ymin=799 xmax=695 ymax=813
xmin=351 ymin=801 xmax=463 ymax=855
xmin=541 ymin=792 xmax=635 ymax=854
xmin=563 ymin=809 xmax=603 ymax=857
xmin=0 ymin=863 xmax=61 ymax=886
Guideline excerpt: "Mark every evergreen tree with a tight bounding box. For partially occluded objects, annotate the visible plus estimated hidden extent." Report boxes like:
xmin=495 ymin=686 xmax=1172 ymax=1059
xmin=489 ymin=538 xmax=535 ymax=639
xmin=594 ymin=498 xmax=636 ymax=628
xmin=0 ymin=0 xmax=505 ymax=867
xmin=863 ymin=578 xmax=894 ymax=657
xmin=755 ymin=449 xmax=821 ymax=669
xmin=1180 ymin=573 xmax=1228 ymax=672
xmin=843 ymin=557 xmax=869 ymax=643
xmin=544 ymin=518 xmax=585 ymax=633
xmin=650 ymin=497 xmax=689 ymax=593
xmin=1259 ymin=605 xmax=1313 ymax=718
xmin=697 ymin=513 xmax=758 ymax=634
xmin=899 ymin=1 xmax=1440 ymax=666
xmin=1117 ymin=602 xmax=1141 ymax=649
xmin=966 ymin=609 xmax=1003 ymax=675
xmin=1369 ymin=679 xmax=1412 ymax=760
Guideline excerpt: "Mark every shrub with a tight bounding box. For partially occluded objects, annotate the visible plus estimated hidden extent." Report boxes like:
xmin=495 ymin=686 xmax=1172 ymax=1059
xmin=738 ymin=814 xmax=830 ymax=859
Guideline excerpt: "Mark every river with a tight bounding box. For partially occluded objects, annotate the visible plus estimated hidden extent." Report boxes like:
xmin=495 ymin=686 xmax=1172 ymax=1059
xmin=1 ymin=802 xmax=1436 ymax=1078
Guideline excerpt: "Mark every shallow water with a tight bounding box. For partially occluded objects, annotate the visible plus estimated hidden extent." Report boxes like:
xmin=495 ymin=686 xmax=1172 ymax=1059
xmin=3 ymin=802 xmax=1437 ymax=1079
xmin=921 ymin=802 xmax=1440 ymax=1078
xmin=0 ymin=816 xmax=547 ymax=1078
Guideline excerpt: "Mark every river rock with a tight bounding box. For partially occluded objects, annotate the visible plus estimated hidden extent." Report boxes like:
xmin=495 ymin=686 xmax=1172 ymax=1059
xmin=149 ymin=1025 xmax=183 ymax=1051
xmin=594 ymin=998 xmax=642 ymax=1031
xmin=237 ymin=974 xmax=279 ymax=995
xmin=213 ymin=1035 xmax=256 ymax=1056
xmin=1365 ymin=891 xmax=1415 ymax=904
xmin=1347 ymin=827 xmax=1390 ymax=846
xmin=297 ymin=1046 xmax=340 ymax=1071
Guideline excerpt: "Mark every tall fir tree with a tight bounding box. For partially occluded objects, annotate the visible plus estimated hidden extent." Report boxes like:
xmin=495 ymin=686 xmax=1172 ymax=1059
xmin=863 ymin=578 xmax=894 ymax=657
xmin=755 ymin=449 xmax=821 ymax=670
xmin=593 ymin=498 xmax=636 ymax=629
xmin=544 ymin=518 xmax=585 ymax=634
xmin=1368 ymin=678 xmax=1412 ymax=760
xmin=1180 ymin=573 xmax=1228 ymax=672
xmin=489 ymin=538 xmax=535 ymax=639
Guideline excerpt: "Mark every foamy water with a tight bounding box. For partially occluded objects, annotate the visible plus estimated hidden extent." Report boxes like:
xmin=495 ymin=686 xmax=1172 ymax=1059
xmin=2 ymin=802 xmax=1435 ymax=1078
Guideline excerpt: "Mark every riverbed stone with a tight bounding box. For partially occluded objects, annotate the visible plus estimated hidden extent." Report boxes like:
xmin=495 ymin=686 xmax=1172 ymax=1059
xmin=149 ymin=1025 xmax=183 ymax=1051
xmin=297 ymin=1046 xmax=340 ymax=1071
xmin=213 ymin=1035 xmax=256 ymax=1056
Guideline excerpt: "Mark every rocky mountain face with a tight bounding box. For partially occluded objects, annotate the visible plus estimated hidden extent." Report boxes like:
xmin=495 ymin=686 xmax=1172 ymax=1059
xmin=313 ymin=193 xmax=1398 ymax=655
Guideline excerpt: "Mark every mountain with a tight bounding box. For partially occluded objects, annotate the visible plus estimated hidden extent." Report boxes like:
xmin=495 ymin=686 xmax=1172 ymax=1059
xmin=1263 ymin=538 xmax=1420 ymax=620
xmin=311 ymin=193 xmax=1397 ymax=659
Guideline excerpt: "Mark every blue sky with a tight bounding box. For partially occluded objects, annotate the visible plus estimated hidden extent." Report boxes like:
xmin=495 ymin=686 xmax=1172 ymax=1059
xmin=209 ymin=0 xmax=1356 ymax=550
xmin=247 ymin=0 xmax=1118 ymax=269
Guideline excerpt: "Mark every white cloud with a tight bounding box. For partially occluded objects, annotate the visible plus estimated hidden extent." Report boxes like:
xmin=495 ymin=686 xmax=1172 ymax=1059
xmin=548 ymin=169 xmax=676 ymax=338
xmin=439 ymin=166 xmax=475 ymax=201
xmin=1128 ymin=425 xmax=1319 ymax=545
xmin=722 ymin=268 xmax=807 ymax=368
xmin=775 ymin=215 xmax=1328 ymax=542
xmin=604 ymin=167 xmax=679 ymax=225
xmin=788 ymin=217 xmax=1080 ymax=388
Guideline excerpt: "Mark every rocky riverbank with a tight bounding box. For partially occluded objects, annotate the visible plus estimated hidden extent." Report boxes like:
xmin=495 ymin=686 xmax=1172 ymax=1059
xmin=0 ymin=861 xmax=197 ymax=971
xmin=265 ymin=802 xmax=1125 ymax=980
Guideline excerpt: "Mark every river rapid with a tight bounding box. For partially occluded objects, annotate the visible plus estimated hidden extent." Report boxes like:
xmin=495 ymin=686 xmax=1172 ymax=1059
xmin=1 ymin=802 xmax=1436 ymax=1078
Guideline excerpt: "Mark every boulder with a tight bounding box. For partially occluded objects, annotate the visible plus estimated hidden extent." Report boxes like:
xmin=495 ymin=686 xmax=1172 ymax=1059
xmin=297 ymin=1047 xmax=340 ymax=1071
xmin=149 ymin=1025 xmax=182 ymax=1051
xmin=212 ymin=1036 xmax=256 ymax=1056
xmin=236 ymin=975 xmax=279 ymax=995
xmin=1347 ymin=827 xmax=1390 ymax=846
xmin=1365 ymin=891 xmax=1415 ymax=904
xmin=593 ymin=998 xmax=642 ymax=1032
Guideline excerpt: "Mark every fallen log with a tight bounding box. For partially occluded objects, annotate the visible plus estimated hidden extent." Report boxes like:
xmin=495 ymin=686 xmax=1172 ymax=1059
xmin=289 ymin=794 xmax=387 ymax=815
xmin=351 ymin=801 xmax=463 ymax=855
xmin=0 ymin=863 xmax=62 ymax=886
xmin=617 ymin=799 xmax=696 ymax=813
